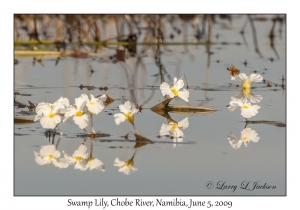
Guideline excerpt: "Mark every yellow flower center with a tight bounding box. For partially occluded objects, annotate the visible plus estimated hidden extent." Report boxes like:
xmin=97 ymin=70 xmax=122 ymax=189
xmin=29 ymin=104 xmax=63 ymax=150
xmin=125 ymin=159 xmax=134 ymax=167
xmin=48 ymin=113 xmax=55 ymax=118
xmin=89 ymin=101 xmax=95 ymax=105
xmin=170 ymin=124 xmax=178 ymax=131
xmin=126 ymin=112 xmax=134 ymax=123
xmin=242 ymin=105 xmax=249 ymax=109
xmin=75 ymin=156 xmax=82 ymax=161
xmin=242 ymin=137 xmax=248 ymax=141
xmin=48 ymin=155 xmax=54 ymax=159
xmin=171 ymin=88 xmax=179 ymax=96
xmin=242 ymin=79 xmax=252 ymax=96
xmin=75 ymin=111 xmax=83 ymax=117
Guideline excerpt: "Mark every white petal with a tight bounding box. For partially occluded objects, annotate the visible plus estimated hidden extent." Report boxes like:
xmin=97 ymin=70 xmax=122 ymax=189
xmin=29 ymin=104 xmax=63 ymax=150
xmin=228 ymin=98 xmax=242 ymax=112
xmin=124 ymin=101 xmax=133 ymax=112
xmin=233 ymin=73 xmax=248 ymax=83
xmin=63 ymin=106 xmax=76 ymax=122
xmin=160 ymin=82 xmax=172 ymax=96
xmin=159 ymin=123 xmax=172 ymax=136
xmin=177 ymin=117 xmax=189 ymax=129
xmin=35 ymin=102 xmax=49 ymax=116
xmin=34 ymin=114 xmax=41 ymax=122
xmin=63 ymin=151 xmax=76 ymax=164
xmin=99 ymin=94 xmax=107 ymax=101
xmin=87 ymin=159 xmax=105 ymax=171
xmin=74 ymin=162 xmax=88 ymax=171
xmin=73 ymin=145 xmax=88 ymax=158
xmin=35 ymin=156 xmax=50 ymax=165
xmin=231 ymin=75 xmax=237 ymax=80
xmin=86 ymin=100 xmax=104 ymax=115
xmin=114 ymin=158 xmax=125 ymax=167
xmin=178 ymin=89 xmax=189 ymax=102
xmin=53 ymin=158 xmax=69 ymax=168
xmin=52 ymin=101 xmax=65 ymax=114
xmin=249 ymin=74 xmax=263 ymax=83
xmin=130 ymin=107 xmax=139 ymax=115
xmin=75 ymin=95 xmax=87 ymax=110
xmin=119 ymin=104 xmax=129 ymax=115
xmin=56 ymin=97 xmax=70 ymax=107
xmin=119 ymin=166 xmax=130 ymax=175
xmin=242 ymin=128 xmax=260 ymax=143
xmin=40 ymin=115 xmax=61 ymax=129
xmin=227 ymin=132 xmax=242 ymax=149
xmin=173 ymin=78 xmax=184 ymax=91
xmin=241 ymin=104 xmax=260 ymax=118
xmin=249 ymin=94 xmax=263 ymax=103
xmin=34 ymin=151 xmax=50 ymax=165
xmin=114 ymin=113 xmax=126 ymax=125
xmin=73 ymin=114 xmax=89 ymax=129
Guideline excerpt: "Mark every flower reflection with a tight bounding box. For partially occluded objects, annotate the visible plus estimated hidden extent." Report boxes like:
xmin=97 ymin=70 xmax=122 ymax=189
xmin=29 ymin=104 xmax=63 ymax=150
xmin=85 ymin=139 xmax=105 ymax=171
xmin=231 ymin=73 xmax=263 ymax=103
xmin=114 ymin=147 xmax=139 ymax=175
xmin=160 ymin=77 xmax=189 ymax=102
xmin=160 ymin=117 xmax=189 ymax=138
xmin=227 ymin=99 xmax=261 ymax=119
xmin=160 ymin=117 xmax=189 ymax=148
xmin=63 ymin=144 xmax=89 ymax=171
xmin=114 ymin=157 xmax=138 ymax=175
xmin=231 ymin=91 xmax=263 ymax=104
xmin=228 ymin=128 xmax=260 ymax=149
xmin=232 ymin=73 xmax=263 ymax=85
xmin=34 ymin=145 xmax=69 ymax=168
xmin=86 ymin=157 xmax=105 ymax=171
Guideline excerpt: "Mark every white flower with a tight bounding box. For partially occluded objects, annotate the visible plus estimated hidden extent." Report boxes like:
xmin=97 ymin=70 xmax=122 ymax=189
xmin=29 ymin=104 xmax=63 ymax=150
xmin=34 ymin=102 xmax=64 ymax=129
xmin=64 ymin=96 xmax=89 ymax=129
xmin=86 ymin=157 xmax=105 ymax=171
xmin=160 ymin=117 xmax=189 ymax=138
xmin=34 ymin=145 xmax=68 ymax=168
xmin=114 ymin=101 xmax=138 ymax=125
xmin=114 ymin=158 xmax=138 ymax=175
xmin=228 ymin=128 xmax=260 ymax=149
xmin=79 ymin=94 xmax=106 ymax=115
xmin=63 ymin=145 xmax=89 ymax=171
xmin=227 ymin=99 xmax=260 ymax=119
xmin=34 ymin=97 xmax=70 ymax=129
xmin=160 ymin=77 xmax=189 ymax=102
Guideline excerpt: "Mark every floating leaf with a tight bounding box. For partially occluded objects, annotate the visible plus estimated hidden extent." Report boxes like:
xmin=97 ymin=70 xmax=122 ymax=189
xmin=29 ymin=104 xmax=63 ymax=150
xmin=14 ymin=117 xmax=35 ymax=125
xmin=134 ymin=134 xmax=153 ymax=148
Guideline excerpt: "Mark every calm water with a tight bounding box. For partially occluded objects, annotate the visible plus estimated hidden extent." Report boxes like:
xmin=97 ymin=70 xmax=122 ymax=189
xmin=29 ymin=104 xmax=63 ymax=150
xmin=14 ymin=15 xmax=286 ymax=196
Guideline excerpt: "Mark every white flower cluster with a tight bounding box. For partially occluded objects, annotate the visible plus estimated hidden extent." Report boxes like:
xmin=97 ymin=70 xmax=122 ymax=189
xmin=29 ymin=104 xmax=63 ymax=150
xmin=34 ymin=144 xmax=105 ymax=171
xmin=34 ymin=94 xmax=107 ymax=134
xmin=34 ymin=144 xmax=138 ymax=175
